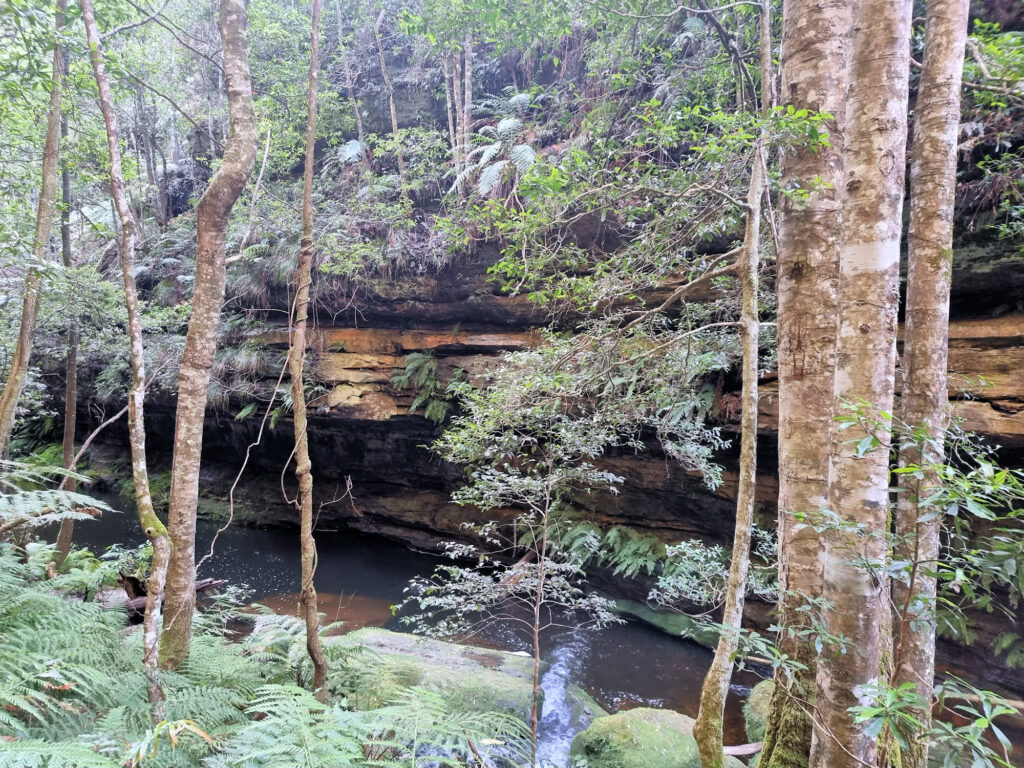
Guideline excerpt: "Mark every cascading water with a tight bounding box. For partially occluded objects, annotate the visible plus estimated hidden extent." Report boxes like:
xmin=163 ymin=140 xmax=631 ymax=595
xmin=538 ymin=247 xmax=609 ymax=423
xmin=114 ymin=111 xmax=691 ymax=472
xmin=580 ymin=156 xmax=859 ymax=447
xmin=535 ymin=631 xmax=590 ymax=767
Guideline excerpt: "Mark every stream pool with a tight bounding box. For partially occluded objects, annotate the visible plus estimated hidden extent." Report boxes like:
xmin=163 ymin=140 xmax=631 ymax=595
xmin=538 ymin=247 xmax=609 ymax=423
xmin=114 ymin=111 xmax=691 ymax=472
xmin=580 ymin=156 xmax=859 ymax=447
xmin=67 ymin=499 xmax=762 ymax=763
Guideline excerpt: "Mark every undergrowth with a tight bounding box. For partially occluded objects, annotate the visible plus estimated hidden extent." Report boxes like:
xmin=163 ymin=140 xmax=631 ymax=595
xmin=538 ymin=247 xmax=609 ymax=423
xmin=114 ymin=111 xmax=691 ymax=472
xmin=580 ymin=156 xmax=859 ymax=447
xmin=0 ymin=544 xmax=530 ymax=767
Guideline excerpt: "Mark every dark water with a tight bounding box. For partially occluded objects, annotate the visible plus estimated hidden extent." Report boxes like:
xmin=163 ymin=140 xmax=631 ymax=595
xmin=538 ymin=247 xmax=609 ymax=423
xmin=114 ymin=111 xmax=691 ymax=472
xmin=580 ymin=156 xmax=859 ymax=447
xmin=70 ymin=498 xmax=760 ymax=761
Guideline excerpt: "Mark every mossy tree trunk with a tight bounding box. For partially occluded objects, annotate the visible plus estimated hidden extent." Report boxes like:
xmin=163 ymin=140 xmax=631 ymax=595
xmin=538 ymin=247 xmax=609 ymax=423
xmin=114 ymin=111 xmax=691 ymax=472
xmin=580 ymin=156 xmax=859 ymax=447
xmin=758 ymin=1 xmax=851 ymax=765
xmin=292 ymin=0 xmax=331 ymax=700
xmin=893 ymin=3 xmax=969 ymax=767
xmin=693 ymin=11 xmax=770 ymax=760
xmin=692 ymin=145 xmax=764 ymax=768
xmin=161 ymin=0 xmax=257 ymax=669
xmin=810 ymin=1 xmax=912 ymax=765
xmin=82 ymin=0 xmax=172 ymax=712
xmin=0 ymin=3 xmax=64 ymax=459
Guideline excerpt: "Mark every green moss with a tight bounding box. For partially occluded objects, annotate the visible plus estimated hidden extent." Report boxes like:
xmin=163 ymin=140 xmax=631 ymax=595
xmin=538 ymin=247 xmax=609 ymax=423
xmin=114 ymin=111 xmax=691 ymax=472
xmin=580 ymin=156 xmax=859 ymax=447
xmin=334 ymin=628 xmax=605 ymax=725
xmin=570 ymin=708 xmax=745 ymax=768
xmin=612 ymin=600 xmax=719 ymax=648
xmin=744 ymin=679 xmax=774 ymax=743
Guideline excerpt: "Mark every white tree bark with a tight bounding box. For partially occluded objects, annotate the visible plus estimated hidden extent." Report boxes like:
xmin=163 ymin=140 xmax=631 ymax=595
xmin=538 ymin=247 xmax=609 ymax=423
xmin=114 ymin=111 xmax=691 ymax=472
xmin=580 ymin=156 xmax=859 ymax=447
xmin=759 ymin=1 xmax=852 ymax=765
xmin=811 ymin=1 xmax=913 ymax=765
xmin=894 ymin=3 xmax=969 ymax=767
xmin=82 ymin=0 xmax=171 ymax=712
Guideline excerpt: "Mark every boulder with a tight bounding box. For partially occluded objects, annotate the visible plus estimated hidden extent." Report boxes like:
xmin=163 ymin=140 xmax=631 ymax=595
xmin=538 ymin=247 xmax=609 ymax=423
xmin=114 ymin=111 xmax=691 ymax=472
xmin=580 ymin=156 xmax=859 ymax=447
xmin=333 ymin=627 xmax=605 ymax=729
xmin=569 ymin=707 xmax=745 ymax=768
xmin=744 ymin=679 xmax=773 ymax=743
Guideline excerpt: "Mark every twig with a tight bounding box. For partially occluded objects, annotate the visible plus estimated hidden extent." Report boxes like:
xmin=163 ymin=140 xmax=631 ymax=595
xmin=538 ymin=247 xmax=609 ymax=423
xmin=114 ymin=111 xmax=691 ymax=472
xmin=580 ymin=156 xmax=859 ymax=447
xmin=101 ymin=0 xmax=172 ymax=39
xmin=126 ymin=72 xmax=222 ymax=151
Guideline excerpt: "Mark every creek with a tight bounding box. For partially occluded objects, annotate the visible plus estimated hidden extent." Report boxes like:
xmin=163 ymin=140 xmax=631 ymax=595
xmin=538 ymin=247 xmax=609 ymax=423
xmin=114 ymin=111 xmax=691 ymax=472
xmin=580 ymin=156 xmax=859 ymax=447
xmin=70 ymin=497 xmax=761 ymax=764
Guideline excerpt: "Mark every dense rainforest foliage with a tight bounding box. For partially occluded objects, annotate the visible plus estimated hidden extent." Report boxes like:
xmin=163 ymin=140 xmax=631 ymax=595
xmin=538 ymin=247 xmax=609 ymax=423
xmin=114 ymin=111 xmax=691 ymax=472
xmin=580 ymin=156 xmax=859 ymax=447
xmin=1 ymin=0 xmax=1024 ymax=766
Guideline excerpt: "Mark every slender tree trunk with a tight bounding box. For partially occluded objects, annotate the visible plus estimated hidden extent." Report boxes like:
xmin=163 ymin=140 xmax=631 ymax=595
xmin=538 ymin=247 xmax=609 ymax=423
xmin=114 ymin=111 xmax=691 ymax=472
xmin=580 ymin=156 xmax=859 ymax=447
xmin=82 ymin=0 xmax=171 ymax=713
xmin=373 ymin=10 xmax=407 ymax=189
xmin=452 ymin=49 xmax=465 ymax=196
xmin=694 ymin=10 xmax=769 ymax=762
xmin=462 ymin=32 xmax=473 ymax=185
xmin=810 ymin=1 xmax=912 ymax=766
xmin=0 ymin=8 xmax=64 ymax=458
xmin=290 ymin=0 xmax=331 ymax=700
xmin=758 ymin=2 xmax=852 ymax=766
xmin=892 ymin=4 xmax=969 ymax=768
xmin=135 ymin=87 xmax=165 ymax=229
xmin=160 ymin=0 xmax=257 ymax=669
xmin=334 ymin=0 xmax=372 ymax=172
xmin=56 ymin=62 xmax=78 ymax=566
xmin=529 ymin=515 xmax=548 ymax=768
xmin=693 ymin=143 xmax=764 ymax=768
xmin=443 ymin=54 xmax=461 ymax=177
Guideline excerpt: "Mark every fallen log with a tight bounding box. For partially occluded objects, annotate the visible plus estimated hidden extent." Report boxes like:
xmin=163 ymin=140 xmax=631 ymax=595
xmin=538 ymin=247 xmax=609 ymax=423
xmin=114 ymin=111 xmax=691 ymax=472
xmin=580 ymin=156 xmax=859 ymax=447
xmin=723 ymin=742 xmax=762 ymax=756
xmin=123 ymin=577 xmax=227 ymax=617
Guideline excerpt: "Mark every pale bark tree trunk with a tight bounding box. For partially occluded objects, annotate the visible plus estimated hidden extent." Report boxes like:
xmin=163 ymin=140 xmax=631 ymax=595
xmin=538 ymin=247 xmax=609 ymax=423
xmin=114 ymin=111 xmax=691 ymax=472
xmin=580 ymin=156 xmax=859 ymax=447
xmin=160 ymin=0 xmax=257 ymax=669
xmin=373 ymin=10 xmax=407 ymax=189
xmin=82 ymin=0 xmax=172 ymax=713
xmin=462 ymin=32 xmax=473 ymax=188
xmin=443 ymin=54 xmax=461 ymax=178
xmin=0 ymin=7 xmax=65 ymax=458
xmin=56 ymin=59 xmax=78 ymax=565
xmin=693 ymin=11 xmax=769 ymax=763
xmin=893 ymin=4 xmax=969 ymax=768
xmin=291 ymin=0 xmax=330 ymax=700
xmin=693 ymin=150 xmax=763 ymax=768
xmin=758 ymin=2 xmax=852 ymax=766
xmin=810 ymin=1 xmax=913 ymax=766
xmin=452 ymin=49 xmax=465 ymax=195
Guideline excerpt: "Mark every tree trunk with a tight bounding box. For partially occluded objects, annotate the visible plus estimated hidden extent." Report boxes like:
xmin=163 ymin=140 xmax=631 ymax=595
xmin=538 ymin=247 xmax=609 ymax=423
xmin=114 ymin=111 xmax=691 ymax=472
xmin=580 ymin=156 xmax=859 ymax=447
xmin=291 ymin=0 xmax=330 ymax=700
xmin=56 ymin=55 xmax=78 ymax=566
xmin=452 ymin=49 xmax=465 ymax=195
xmin=443 ymin=54 xmax=461 ymax=177
xmin=0 ymin=7 xmax=64 ymax=458
xmin=758 ymin=1 xmax=852 ymax=766
xmin=335 ymin=0 xmax=372 ymax=172
xmin=810 ymin=1 xmax=912 ymax=766
xmin=462 ymin=32 xmax=473 ymax=189
xmin=373 ymin=10 xmax=407 ymax=189
xmin=692 ymin=138 xmax=764 ymax=768
xmin=893 ymin=4 xmax=969 ymax=767
xmin=82 ymin=0 xmax=172 ymax=713
xmin=160 ymin=0 xmax=257 ymax=669
xmin=694 ymin=10 xmax=770 ymax=762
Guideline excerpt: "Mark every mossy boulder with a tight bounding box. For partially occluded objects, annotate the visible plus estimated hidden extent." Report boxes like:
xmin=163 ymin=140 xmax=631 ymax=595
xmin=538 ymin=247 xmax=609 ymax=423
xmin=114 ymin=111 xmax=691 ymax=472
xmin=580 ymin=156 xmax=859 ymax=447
xmin=611 ymin=600 xmax=719 ymax=648
xmin=569 ymin=707 xmax=745 ymax=768
xmin=334 ymin=628 xmax=605 ymax=728
xmin=743 ymin=679 xmax=773 ymax=743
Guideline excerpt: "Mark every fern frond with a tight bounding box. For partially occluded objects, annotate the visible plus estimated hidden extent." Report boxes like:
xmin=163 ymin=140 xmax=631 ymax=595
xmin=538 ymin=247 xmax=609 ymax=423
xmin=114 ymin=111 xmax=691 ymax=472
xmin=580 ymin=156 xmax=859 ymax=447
xmin=509 ymin=144 xmax=537 ymax=175
xmin=477 ymin=160 xmax=509 ymax=196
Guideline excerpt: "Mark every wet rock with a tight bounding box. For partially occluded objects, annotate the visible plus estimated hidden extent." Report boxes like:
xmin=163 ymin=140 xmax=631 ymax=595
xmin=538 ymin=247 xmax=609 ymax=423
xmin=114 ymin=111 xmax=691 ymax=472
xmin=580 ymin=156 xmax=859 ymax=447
xmin=569 ymin=707 xmax=745 ymax=768
xmin=743 ymin=679 xmax=773 ymax=743
xmin=331 ymin=627 xmax=606 ymax=729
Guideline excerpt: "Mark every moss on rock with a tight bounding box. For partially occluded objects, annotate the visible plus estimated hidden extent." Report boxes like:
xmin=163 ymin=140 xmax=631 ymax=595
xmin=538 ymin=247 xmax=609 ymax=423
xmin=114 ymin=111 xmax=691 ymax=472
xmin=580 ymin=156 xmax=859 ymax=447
xmin=611 ymin=600 xmax=719 ymax=648
xmin=744 ymin=679 xmax=774 ymax=743
xmin=569 ymin=707 xmax=745 ymax=768
xmin=334 ymin=628 xmax=605 ymax=728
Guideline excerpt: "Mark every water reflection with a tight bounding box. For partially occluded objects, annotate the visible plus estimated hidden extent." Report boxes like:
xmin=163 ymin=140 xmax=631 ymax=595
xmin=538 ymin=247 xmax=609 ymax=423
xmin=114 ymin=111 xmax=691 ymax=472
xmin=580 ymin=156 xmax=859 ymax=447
xmin=67 ymin=499 xmax=758 ymax=762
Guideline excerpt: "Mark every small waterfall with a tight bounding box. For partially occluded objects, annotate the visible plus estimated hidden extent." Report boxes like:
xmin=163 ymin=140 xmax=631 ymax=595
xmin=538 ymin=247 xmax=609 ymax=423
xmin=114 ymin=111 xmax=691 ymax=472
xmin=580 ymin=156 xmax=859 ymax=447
xmin=535 ymin=630 xmax=590 ymax=767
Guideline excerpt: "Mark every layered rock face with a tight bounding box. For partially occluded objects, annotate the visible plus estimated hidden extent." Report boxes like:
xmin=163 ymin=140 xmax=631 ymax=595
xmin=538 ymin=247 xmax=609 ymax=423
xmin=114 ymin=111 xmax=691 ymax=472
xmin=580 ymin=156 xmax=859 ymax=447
xmin=195 ymin=245 xmax=1024 ymax=547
